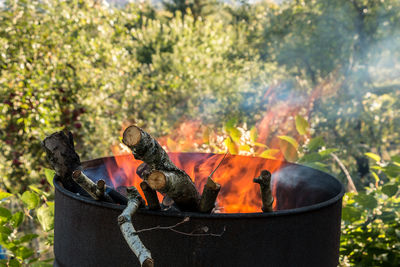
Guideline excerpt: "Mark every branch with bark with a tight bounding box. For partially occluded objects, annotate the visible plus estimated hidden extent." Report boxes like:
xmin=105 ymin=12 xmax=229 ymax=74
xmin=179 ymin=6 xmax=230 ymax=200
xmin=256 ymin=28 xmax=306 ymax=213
xmin=42 ymin=130 xmax=81 ymax=192
xmin=118 ymin=187 xmax=154 ymax=267
xmin=42 ymin=131 xmax=127 ymax=205
xmin=72 ymin=170 xmax=114 ymax=203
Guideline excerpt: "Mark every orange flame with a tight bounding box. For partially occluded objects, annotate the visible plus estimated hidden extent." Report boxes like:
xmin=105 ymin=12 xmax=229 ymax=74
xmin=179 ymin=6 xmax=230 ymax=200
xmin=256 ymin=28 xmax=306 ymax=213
xmin=106 ymin=79 xmax=338 ymax=213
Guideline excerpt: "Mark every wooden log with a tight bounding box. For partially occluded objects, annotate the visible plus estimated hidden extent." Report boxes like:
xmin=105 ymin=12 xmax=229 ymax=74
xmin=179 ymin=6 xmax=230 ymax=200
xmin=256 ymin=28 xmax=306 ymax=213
xmin=136 ymin=163 xmax=151 ymax=179
xmin=42 ymin=130 xmax=81 ymax=192
xmin=199 ymin=177 xmax=221 ymax=213
xmin=122 ymin=125 xmax=175 ymax=171
xmin=253 ymin=170 xmax=274 ymax=212
xmin=118 ymin=187 xmax=153 ymax=267
xmin=122 ymin=125 xmax=200 ymax=211
xmin=140 ymin=181 xmax=160 ymax=211
xmin=147 ymin=170 xmax=199 ymax=211
xmin=72 ymin=170 xmax=114 ymax=203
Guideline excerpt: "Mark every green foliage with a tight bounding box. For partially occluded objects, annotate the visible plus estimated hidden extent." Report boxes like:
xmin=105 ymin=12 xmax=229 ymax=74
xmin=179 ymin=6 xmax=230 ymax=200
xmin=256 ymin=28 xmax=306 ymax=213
xmin=0 ymin=185 xmax=54 ymax=265
xmin=0 ymin=0 xmax=398 ymax=265
xmin=340 ymin=156 xmax=400 ymax=266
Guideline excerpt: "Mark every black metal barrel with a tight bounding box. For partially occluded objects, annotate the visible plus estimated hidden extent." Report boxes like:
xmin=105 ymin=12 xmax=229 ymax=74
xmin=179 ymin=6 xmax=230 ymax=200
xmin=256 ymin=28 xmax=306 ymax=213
xmin=54 ymin=153 xmax=344 ymax=267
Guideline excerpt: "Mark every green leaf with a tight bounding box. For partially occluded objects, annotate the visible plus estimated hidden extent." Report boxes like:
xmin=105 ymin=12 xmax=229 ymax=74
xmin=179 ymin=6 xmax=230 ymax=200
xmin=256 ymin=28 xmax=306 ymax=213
xmin=365 ymin=152 xmax=381 ymax=163
xmin=318 ymin=148 xmax=338 ymax=157
xmin=295 ymin=115 xmax=309 ymax=135
xmin=381 ymin=183 xmax=398 ymax=197
xmin=278 ymin=135 xmax=299 ymax=149
xmin=15 ymin=246 xmax=34 ymax=260
xmin=28 ymin=185 xmax=45 ymax=196
xmin=7 ymin=259 xmax=21 ymax=267
xmin=253 ymin=142 xmax=268 ymax=148
xmin=391 ymin=155 xmax=400 ymax=164
xmin=224 ymin=137 xmax=238 ymax=155
xmin=0 ymin=191 xmax=13 ymax=200
xmin=0 ymin=207 xmax=12 ymax=222
xmin=30 ymin=262 xmax=53 ymax=267
xmin=21 ymin=191 xmax=40 ymax=210
xmin=250 ymin=126 xmax=258 ymax=143
xmin=11 ymin=212 xmax=24 ymax=228
xmin=306 ymin=136 xmax=325 ymax=152
xmin=354 ymin=193 xmax=378 ymax=209
xmin=37 ymin=204 xmax=54 ymax=232
xmin=371 ymin=171 xmax=380 ymax=183
xmin=0 ymin=226 xmax=12 ymax=236
xmin=225 ymin=117 xmax=237 ymax=130
xmin=299 ymin=152 xmax=322 ymax=163
xmin=30 ymin=263 xmax=53 ymax=267
xmin=342 ymin=206 xmax=362 ymax=222
xmin=18 ymin=234 xmax=39 ymax=244
xmin=227 ymin=127 xmax=242 ymax=143
xmin=279 ymin=139 xmax=298 ymax=162
xmin=259 ymin=149 xmax=280 ymax=159
xmin=44 ymin=168 xmax=55 ymax=187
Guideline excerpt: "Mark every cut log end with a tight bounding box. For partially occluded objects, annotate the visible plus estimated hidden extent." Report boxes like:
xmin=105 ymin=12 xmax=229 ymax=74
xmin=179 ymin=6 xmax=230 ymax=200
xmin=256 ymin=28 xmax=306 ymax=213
xmin=147 ymin=171 xmax=167 ymax=190
xmin=143 ymin=259 xmax=154 ymax=267
xmin=122 ymin=125 xmax=142 ymax=147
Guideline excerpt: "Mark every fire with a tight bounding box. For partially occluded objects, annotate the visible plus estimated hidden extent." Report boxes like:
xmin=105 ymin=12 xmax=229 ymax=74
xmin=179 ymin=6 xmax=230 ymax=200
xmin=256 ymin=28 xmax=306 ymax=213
xmin=106 ymin=79 xmax=337 ymax=213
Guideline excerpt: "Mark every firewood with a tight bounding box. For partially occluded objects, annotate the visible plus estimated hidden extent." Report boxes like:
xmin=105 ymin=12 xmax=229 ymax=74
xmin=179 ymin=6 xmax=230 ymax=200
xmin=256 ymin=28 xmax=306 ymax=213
xmin=136 ymin=163 xmax=151 ymax=179
xmin=147 ymin=170 xmax=199 ymax=211
xmin=253 ymin=170 xmax=274 ymax=212
xmin=140 ymin=181 xmax=160 ymax=210
xmin=118 ymin=187 xmax=153 ymax=267
xmin=42 ymin=130 xmax=81 ymax=192
xmin=72 ymin=170 xmax=114 ymax=203
xmin=122 ymin=125 xmax=200 ymax=211
xmin=122 ymin=125 xmax=175 ymax=171
xmin=199 ymin=177 xmax=221 ymax=213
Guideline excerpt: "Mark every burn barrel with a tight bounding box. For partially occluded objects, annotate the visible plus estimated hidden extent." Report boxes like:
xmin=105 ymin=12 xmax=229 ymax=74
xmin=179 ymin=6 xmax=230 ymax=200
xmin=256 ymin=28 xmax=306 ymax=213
xmin=54 ymin=153 xmax=344 ymax=267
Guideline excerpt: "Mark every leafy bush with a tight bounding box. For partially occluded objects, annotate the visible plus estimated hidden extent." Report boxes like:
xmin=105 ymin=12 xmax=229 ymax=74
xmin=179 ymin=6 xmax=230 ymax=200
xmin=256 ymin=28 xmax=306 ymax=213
xmin=340 ymin=154 xmax=400 ymax=266
xmin=0 ymin=169 xmax=54 ymax=266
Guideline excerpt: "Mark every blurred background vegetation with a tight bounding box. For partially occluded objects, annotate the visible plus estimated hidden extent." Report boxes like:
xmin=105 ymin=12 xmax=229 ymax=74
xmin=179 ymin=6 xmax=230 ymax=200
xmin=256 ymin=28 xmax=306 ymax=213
xmin=0 ymin=0 xmax=399 ymax=265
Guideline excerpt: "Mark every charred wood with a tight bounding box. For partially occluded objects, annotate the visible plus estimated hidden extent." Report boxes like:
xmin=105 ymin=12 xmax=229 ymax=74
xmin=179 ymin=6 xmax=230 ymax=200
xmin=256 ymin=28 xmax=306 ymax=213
xmin=147 ymin=170 xmax=199 ymax=211
xmin=140 ymin=181 xmax=160 ymax=211
xmin=253 ymin=170 xmax=274 ymax=212
xmin=42 ymin=130 xmax=81 ymax=192
xmin=199 ymin=177 xmax=221 ymax=213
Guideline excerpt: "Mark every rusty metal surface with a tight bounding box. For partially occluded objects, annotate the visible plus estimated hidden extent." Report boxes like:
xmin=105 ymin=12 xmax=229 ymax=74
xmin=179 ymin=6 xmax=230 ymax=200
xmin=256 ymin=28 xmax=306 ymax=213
xmin=54 ymin=154 xmax=344 ymax=267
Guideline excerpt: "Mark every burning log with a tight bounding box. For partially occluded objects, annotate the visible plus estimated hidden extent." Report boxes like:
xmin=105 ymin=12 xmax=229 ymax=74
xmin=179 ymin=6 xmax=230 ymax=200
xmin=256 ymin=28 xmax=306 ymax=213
xmin=118 ymin=187 xmax=154 ymax=267
xmin=199 ymin=177 xmax=221 ymax=213
xmin=140 ymin=181 xmax=161 ymax=211
xmin=72 ymin=170 xmax=114 ymax=203
xmin=253 ymin=170 xmax=274 ymax=212
xmin=146 ymin=170 xmax=199 ymax=211
xmin=122 ymin=125 xmax=175 ymax=171
xmin=42 ymin=130 xmax=81 ymax=192
xmin=122 ymin=125 xmax=200 ymax=211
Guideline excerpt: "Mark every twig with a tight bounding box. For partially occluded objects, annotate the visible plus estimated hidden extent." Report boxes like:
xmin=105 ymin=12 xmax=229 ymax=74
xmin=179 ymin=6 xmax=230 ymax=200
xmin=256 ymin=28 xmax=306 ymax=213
xmin=134 ymin=217 xmax=226 ymax=237
xmin=331 ymin=153 xmax=358 ymax=193
xmin=208 ymin=152 xmax=228 ymax=179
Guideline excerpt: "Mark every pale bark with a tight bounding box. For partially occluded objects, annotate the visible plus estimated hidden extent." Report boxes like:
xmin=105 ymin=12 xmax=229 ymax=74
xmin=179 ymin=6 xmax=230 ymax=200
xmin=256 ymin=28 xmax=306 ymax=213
xmin=118 ymin=187 xmax=153 ymax=267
